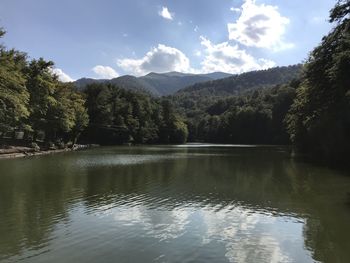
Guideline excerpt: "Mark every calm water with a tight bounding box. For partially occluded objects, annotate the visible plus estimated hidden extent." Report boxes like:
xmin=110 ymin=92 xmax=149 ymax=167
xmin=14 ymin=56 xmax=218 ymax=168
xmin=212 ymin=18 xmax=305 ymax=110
xmin=0 ymin=145 xmax=350 ymax=263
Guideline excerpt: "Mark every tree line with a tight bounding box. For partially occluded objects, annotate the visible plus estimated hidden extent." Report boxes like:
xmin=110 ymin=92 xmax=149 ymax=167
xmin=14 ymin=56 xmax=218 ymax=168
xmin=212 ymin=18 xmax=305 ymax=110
xmin=0 ymin=28 xmax=89 ymax=147
xmin=0 ymin=0 xmax=349 ymax=162
xmin=179 ymin=81 xmax=299 ymax=144
xmin=286 ymin=0 xmax=350 ymax=163
xmin=80 ymin=83 xmax=188 ymax=145
xmin=0 ymin=28 xmax=188 ymax=146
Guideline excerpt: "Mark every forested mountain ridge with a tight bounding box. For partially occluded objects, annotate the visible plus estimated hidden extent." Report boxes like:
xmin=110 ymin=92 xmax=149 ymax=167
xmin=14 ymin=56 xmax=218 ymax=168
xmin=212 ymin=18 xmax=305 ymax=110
xmin=74 ymin=75 xmax=156 ymax=95
xmin=74 ymin=71 xmax=232 ymax=96
xmin=139 ymin=72 xmax=212 ymax=95
xmin=74 ymin=78 xmax=107 ymax=89
xmin=179 ymin=81 xmax=300 ymax=144
xmin=176 ymin=65 xmax=302 ymax=97
xmin=169 ymin=65 xmax=302 ymax=124
xmin=75 ymin=66 xmax=300 ymax=98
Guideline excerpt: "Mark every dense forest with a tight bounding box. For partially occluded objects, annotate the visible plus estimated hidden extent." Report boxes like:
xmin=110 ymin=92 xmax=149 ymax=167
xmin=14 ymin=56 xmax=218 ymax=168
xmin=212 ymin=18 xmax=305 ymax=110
xmin=0 ymin=0 xmax=349 ymax=163
xmin=181 ymin=81 xmax=300 ymax=144
xmin=286 ymin=0 xmax=350 ymax=163
xmin=169 ymin=66 xmax=302 ymax=143
xmin=80 ymin=83 xmax=188 ymax=144
xmin=0 ymin=29 xmax=89 ymax=147
xmin=0 ymin=32 xmax=188 ymax=146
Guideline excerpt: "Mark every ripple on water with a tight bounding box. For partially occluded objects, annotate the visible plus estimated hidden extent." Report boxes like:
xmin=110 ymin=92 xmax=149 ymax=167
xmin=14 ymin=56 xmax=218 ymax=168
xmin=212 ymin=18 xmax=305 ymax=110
xmin=75 ymin=154 xmax=183 ymax=167
xmin=1 ymin=145 xmax=348 ymax=263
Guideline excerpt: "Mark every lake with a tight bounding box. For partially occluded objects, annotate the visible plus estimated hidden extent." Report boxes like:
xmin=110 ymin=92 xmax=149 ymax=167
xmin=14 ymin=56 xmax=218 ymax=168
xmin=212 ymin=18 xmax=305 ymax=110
xmin=0 ymin=145 xmax=349 ymax=263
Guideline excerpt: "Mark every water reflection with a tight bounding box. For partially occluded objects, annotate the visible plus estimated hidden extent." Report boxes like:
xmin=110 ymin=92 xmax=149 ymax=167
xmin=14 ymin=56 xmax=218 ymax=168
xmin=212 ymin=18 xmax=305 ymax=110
xmin=0 ymin=145 xmax=349 ymax=262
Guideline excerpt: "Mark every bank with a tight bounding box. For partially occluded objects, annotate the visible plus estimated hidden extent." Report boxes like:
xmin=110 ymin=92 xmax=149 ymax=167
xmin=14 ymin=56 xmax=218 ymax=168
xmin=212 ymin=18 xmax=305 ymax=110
xmin=0 ymin=144 xmax=97 ymax=159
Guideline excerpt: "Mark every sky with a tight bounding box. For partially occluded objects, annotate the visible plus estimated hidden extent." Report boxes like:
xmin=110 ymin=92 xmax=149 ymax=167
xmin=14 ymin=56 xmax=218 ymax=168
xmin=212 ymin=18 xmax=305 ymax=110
xmin=0 ymin=0 xmax=336 ymax=81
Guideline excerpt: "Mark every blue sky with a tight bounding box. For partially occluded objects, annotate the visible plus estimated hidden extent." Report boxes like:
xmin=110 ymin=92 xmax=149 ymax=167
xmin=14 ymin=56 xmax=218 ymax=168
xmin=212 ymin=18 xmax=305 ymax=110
xmin=0 ymin=0 xmax=335 ymax=81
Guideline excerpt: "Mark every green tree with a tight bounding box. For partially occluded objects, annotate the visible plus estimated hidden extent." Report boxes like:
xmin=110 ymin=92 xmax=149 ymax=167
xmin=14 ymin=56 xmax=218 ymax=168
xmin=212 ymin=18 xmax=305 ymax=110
xmin=159 ymin=100 xmax=188 ymax=144
xmin=25 ymin=58 xmax=57 ymax=139
xmin=286 ymin=0 xmax=350 ymax=162
xmin=0 ymin=30 xmax=30 ymax=135
xmin=48 ymin=82 xmax=89 ymax=142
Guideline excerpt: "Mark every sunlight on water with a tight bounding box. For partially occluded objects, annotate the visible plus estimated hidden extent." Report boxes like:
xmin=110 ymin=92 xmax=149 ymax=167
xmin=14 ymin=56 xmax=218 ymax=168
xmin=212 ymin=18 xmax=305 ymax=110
xmin=76 ymin=154 xmax=183 ymax=167
xmin=174 ymin=143 xmax=258 ymax=148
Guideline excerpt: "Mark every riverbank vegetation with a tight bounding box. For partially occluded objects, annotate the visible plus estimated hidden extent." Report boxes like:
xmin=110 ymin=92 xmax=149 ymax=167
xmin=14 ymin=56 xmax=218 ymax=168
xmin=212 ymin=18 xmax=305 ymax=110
xmin=286 ymin=0 xmax=350 ymax=163
xmin=0 ymin=0 xmax=349 ymax=163
xmin=81 ymin=83 xmax=188 ymax=145
xmin=0 ymin=28 xmax=188 ymax=147
xmin=176 ymin=81 xmax=299 ymax=144
xmin=0 ymin=29 xmax=89 ymax=149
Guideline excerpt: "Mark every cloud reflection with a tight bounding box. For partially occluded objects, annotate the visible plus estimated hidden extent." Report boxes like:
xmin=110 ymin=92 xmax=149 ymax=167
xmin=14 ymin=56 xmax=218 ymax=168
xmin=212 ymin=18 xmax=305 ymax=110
xmin=113 ymin=206 xmax=191 ymax=241
xmin=108 ymin=202 xmax=310 ymax=262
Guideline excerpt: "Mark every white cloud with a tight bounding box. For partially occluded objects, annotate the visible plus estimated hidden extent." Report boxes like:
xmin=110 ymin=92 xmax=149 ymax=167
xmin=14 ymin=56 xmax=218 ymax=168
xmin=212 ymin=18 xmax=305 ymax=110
xmin=51 ymin=68 xmax=74 ymax=82
xmin=194 ymin=26 xmax=199 ymax=32
xmin=117 ymin=44 xmax=192 ymax=75
xmin=194 ymin=50 xmax=202 ymax=57
xmin=228 ymin=0 xmax=293 ymax=50
xmin=230 ymin=7 xmax=241 ymax=13
xmin=92 ymin=65 xmax=119 ymax=79
xmin=117 ymin=39 xmax=276 ymax=76
xmin=199 ymin=36 xmax=275 ymax=74
xmin=158 ymin=6 xmax=174 ymax=20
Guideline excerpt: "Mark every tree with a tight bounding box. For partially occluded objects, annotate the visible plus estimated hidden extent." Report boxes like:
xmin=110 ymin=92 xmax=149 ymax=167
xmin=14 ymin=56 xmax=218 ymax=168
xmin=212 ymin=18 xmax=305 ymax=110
xmin=286 ymin=0 xmax=350 ymax=162
xmin=159 ymin=100 xmax=188 ymax=144
xmin=0 ymin=27 xmax=88 ymax=145
xmin=25 ymin=58 xmax=57 ymax=139
xmin=0 ymin=31 xmax=30 ymax=135
xmin=48 ymin=82 xmax=89 ymax=143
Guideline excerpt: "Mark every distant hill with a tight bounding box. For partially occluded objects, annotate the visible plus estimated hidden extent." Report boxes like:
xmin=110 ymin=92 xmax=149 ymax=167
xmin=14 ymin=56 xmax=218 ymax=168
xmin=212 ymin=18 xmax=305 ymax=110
xmin=110 ymin=75 xmax=159 ymax=95
xmin=139 ymin=72 xmax=211 ymax=95
xmin=198 ymin=72 xmax=233 ymax=80
xmin=176 ymin=65 xmax=303 ymax=97
xmin=170 ymin=65 xmax=303 ymax=118
xmin=74 ymin=78 xmax=107 ymax=89
xmin=74 ymin=66 xmax=301 ymax=97
xmin=74 ymin=71 xmax=232 ymax=96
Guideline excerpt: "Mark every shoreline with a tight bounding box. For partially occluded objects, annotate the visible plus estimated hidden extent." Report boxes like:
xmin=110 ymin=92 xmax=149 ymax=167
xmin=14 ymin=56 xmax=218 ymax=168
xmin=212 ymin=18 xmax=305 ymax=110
xmin=0 ymin=144 xmax=96 ymax=159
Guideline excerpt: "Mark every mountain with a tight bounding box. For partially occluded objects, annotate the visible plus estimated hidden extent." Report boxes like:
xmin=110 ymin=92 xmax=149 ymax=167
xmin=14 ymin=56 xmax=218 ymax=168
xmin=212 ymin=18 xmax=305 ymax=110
xmin=109 ymin=75 xmax=158 ymax=95
xmin=74 ymin=78 xmax=107 ymax=89
xmin=175 ymin=65 xmax=303 ymax=97
xmin=74 ymin=71 xmax=232 ymax=96
xmin=170 ymin=65 xmax=303 ymax=117
xmin=199 ymin=72 xmax=233 ymax=79
xmin=74 ymin=66 xmax=300 ymax=97
xmin=139 ymin=72 xmax=212 ymax=95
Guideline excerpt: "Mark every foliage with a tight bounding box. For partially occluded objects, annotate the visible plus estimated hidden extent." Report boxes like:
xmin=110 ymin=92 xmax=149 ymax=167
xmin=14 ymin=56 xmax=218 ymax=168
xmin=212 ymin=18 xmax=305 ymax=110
xmin=0 ymin=48 xmax=29 ymax=133
xmin=0 ymin=30 xmax=88 ymax=144
xmin=81 ymin=84 xmax=188 ymax=144
xmin=175 ymin=65 xmax=301 ymax=98
xmin=286 ymin=0 xmax=350 ymax=162
xmin=182 ymin=84 xmax=297 ymax=144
